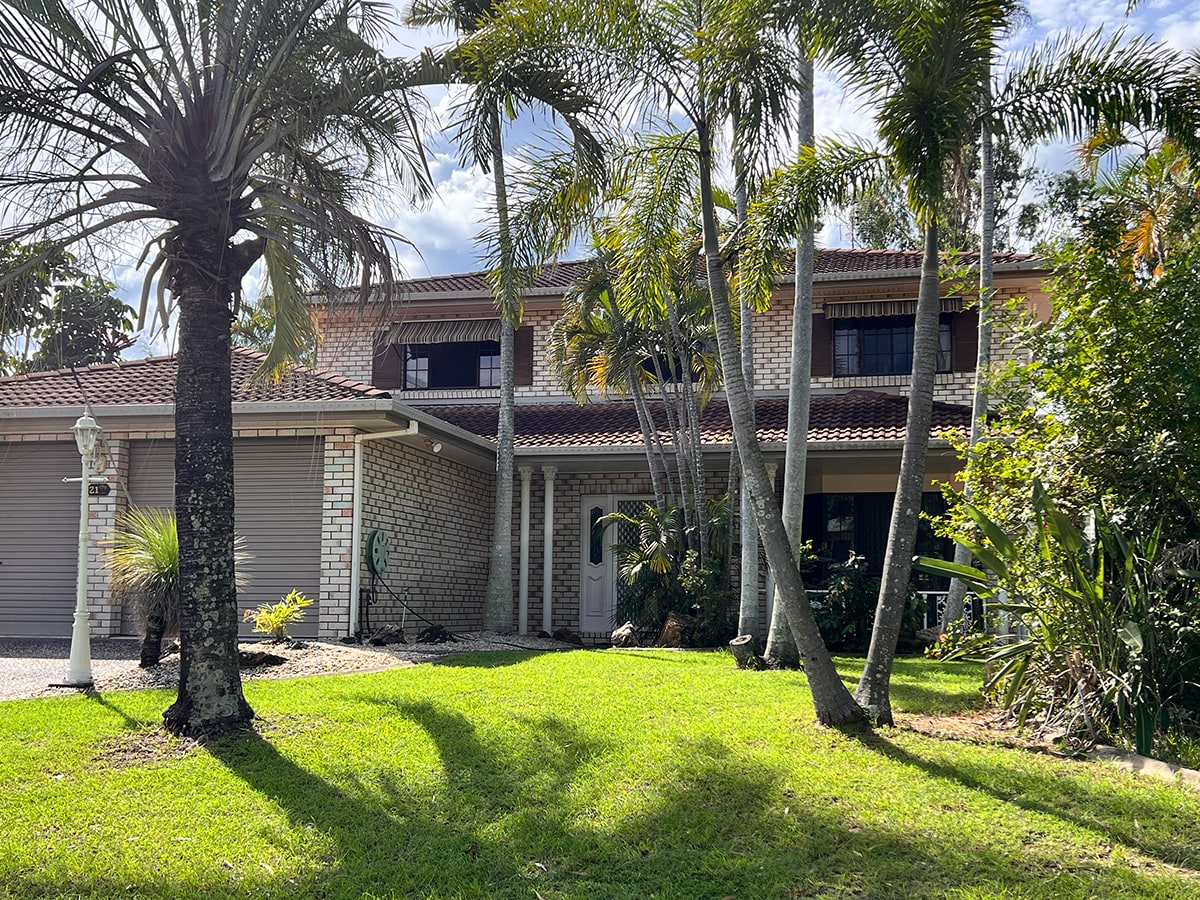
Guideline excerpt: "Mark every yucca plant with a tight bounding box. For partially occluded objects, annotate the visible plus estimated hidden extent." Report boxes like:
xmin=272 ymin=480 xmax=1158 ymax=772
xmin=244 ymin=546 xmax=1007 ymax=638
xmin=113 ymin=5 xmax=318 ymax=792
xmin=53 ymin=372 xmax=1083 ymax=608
xmin=107 ymin=509 xmax=180 ymax=668
xmin=107 ymin=508 xmax=250 ymax=668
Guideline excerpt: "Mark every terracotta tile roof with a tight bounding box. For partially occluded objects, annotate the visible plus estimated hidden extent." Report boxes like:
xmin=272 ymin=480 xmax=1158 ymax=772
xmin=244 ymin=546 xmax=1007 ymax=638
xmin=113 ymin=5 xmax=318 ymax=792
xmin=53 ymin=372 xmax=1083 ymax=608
xmin=781 ymin=247 xmax=1036 ymax=277
xmin=432 ymin=391 xmax=971 ymax=450
xmin=0 ymin=349 xmax=390 ymax=408
xmin=339 ymin=249 xmax=1043 ymax=301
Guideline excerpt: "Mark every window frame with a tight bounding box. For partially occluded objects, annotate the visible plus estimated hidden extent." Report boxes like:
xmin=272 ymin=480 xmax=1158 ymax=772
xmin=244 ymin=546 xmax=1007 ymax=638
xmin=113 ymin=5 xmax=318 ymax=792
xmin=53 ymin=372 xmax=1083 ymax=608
xmin=832 ymin=314 xmax=953 ymax=377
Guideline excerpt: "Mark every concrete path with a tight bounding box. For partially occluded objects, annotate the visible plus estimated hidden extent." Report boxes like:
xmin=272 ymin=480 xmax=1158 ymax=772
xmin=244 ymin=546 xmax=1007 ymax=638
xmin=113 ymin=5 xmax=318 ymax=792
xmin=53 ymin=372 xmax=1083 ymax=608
xmin=0 ymin=638 xmax=140 ymax=700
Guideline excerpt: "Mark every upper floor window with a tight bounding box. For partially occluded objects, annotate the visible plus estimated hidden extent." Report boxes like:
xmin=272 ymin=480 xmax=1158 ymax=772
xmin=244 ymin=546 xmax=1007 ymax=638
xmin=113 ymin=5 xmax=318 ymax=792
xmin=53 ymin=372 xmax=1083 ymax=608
xmin=372 ymin=321 xmax=535 ymax=391
xmin=832 ymin=315 xmax=952 ymax=376
xmin=404 ymin=340 xmax=501 ymax=390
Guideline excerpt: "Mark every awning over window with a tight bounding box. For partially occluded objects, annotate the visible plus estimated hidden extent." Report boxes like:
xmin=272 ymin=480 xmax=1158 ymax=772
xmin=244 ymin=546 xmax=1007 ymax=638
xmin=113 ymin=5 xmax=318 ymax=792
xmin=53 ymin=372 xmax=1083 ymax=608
xmin=824 ymin=297 xmax=964 ymax=319
xmin=383 ymin=318 xmax=501 ymax=345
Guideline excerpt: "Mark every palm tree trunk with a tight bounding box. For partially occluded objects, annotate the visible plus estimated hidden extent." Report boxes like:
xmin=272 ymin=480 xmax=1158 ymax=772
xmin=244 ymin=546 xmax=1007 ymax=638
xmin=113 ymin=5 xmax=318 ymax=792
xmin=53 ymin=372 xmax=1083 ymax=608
xmin=732 ymin=108 xmax=760 ymax=644
xmin=855 ymin=223 xmax=942 ymax=725
xmin=696 ymin=119 xmax=865 ymax=727
xmin=942 ymin=98 xmax=996 ymax=631
xmin=483 ymin=103 xmax=516 ymax=632
xmin=765 ymin=55 xmax=815 ymax=670
xmin=663 ymin=295 xmax=708 ymax=563
xmin=631 ymin=378 xmax=668 ymax=513
xmin=162 ymin=273 xmax=253 ymax=738
xmin=139 ymin=611 xmax=166 ymax=668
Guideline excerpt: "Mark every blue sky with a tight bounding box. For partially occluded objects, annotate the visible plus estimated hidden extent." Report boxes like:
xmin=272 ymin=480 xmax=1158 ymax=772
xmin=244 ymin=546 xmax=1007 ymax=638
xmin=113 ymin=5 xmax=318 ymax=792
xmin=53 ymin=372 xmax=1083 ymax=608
xmin=113 ymin=0 xmax=1200 ymax=354
xmin=366 ymin=0 xmax=1200 ymax=280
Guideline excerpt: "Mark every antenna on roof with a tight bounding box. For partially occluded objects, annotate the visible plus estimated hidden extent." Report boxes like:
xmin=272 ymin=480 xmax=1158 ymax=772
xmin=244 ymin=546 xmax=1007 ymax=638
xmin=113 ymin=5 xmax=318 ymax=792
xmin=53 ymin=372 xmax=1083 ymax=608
xmin=70 ymin=365 xmax=92 ymax=409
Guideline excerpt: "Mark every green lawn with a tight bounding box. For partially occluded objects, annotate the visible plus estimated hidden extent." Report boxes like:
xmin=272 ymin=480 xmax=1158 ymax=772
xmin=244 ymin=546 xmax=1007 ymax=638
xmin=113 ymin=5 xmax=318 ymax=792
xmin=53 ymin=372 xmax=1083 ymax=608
xmin=1 ymin=651 xmax=1197 ymax=900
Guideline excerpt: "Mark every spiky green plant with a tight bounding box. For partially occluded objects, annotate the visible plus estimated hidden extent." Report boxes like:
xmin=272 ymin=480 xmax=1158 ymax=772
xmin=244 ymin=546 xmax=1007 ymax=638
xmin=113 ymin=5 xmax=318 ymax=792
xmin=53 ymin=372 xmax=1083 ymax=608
xmin=107 ymin=508 xmax=179 ymax=668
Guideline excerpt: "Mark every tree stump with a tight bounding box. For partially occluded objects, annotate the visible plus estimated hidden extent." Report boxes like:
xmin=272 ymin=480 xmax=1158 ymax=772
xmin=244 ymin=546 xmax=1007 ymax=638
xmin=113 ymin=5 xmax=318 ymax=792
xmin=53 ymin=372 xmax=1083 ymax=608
xmin=729 ymin=634 xmax=765 ymax=670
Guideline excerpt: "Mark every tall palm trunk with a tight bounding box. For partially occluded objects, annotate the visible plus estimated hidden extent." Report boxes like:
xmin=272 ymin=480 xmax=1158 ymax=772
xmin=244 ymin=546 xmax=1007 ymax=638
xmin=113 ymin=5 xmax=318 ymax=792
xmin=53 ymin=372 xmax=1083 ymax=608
xmin=855 ymin=223 xmax=942 ymax=725
xmin=663 ymin=295 xmax=708 ymax=563
xmin=697 ymin=119 xmax=865 ymax=727
xmin=631 ymin=377 xmax=669 ymax=512
xmin=732 ymin=108 xmax=760 ymax=645
xmin=163 ymin=268 xmax=253 ymax=738
xmin=942 ymin=96 xmax=996 ymax=631
xmin=483 ymin=103 xmax=516 ymax=632
xmin=764 ymin=55 xmax=815 ymax=669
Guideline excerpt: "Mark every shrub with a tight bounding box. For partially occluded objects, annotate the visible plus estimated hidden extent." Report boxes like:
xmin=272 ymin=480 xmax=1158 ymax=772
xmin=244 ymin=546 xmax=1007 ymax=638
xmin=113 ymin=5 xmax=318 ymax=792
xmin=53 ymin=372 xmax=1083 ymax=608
xmin=605 ymin=501 xmax=735 ymax=646
xmin=244 ymin=589 xmax=314 ymax=641
xmin=918 ymin=482 xmax=1200 ymax=756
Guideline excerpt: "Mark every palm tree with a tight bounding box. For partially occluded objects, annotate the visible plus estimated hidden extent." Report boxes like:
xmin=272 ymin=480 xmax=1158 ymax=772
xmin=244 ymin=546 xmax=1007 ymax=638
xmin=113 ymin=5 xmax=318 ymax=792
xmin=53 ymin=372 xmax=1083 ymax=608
xmin=479 ymin=0 xmax=866 ymax=726
xmin=405 ymin=0 xmax=607 ymax=633
xmin=750 ymin=2 xmax=1199 ymax=723
xmin=0 ymin=0 xmax=431 ymax=736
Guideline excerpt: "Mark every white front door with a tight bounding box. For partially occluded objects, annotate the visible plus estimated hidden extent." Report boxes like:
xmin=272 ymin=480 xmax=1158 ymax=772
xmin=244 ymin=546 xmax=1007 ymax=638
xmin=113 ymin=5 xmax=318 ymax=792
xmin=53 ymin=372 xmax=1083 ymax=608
xmin=580 ymin=496 xmax=614 ymax=633
xmin=579 ymin=495 xmax=652 ymax=634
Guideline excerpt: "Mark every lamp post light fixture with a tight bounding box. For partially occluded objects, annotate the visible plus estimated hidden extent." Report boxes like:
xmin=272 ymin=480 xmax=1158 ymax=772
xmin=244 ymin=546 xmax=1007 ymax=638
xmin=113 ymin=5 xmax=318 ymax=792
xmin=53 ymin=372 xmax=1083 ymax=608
xmin=62 ymin=406 xmax=101 ymax=687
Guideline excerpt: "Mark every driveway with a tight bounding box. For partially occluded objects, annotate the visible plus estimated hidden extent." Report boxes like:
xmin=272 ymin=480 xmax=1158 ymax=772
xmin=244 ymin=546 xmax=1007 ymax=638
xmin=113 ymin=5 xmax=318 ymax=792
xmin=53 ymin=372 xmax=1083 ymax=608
xmin=0 ymin=638 xmax=141 ymax=701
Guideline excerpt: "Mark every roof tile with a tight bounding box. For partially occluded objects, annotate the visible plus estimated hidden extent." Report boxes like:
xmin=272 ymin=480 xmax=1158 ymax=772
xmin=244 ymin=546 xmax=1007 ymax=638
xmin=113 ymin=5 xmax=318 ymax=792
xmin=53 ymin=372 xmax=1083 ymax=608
xmin=335 ymin=249 xmax=1042 ymax=300
xmin=0 ymin=349 xmax=390 ymax=408
xmin=433 ymin=391 xmax=970 ymax=450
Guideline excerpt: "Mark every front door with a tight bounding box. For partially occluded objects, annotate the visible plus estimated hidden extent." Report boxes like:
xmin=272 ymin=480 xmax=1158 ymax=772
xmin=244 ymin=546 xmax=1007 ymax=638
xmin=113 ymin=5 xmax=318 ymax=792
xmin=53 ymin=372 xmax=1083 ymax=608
xmin=579 ymin=495 xmax=651 ymax=634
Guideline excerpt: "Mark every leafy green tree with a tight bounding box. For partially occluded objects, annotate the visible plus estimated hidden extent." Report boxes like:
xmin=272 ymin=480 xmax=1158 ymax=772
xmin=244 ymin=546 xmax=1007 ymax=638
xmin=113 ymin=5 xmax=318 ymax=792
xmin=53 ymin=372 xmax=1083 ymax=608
xmin=26 ymin=280 xmax=134 ymax=373
xmin=0 ymin=243 xmax=131 ymax=374
xmin=0 ymin=0 xmax=431 ymax=736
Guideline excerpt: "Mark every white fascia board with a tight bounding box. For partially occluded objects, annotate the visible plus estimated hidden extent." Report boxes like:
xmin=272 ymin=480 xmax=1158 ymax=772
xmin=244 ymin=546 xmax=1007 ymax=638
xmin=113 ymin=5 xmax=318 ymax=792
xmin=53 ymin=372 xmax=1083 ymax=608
xmin=388 ymin=401 xmax=499 ymax=454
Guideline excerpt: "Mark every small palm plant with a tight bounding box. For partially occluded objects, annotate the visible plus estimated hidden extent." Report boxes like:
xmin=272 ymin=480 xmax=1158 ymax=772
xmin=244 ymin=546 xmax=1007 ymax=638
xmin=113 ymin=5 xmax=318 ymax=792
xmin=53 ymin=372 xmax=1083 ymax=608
xmin=107 ymin=508 xmax=250 ymax=667
xmin=107 ymin=508 xmax=179 ymax=668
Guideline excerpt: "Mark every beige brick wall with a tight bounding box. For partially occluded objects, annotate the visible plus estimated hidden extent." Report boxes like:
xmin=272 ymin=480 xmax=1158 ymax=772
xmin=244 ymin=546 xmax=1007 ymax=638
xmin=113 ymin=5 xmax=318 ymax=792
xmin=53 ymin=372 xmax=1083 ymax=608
xmin=319 ymin=429 xmax=356 ymax=637
xmin=317 ymin=307 xmax=566 ymax=401
xmin=357 ymin=437 xmax=495 ymax=635
xmin=86 ymin=437 xmax=126 ymax=636
xmin=318 ymin=277 xmax=1044 ymax=409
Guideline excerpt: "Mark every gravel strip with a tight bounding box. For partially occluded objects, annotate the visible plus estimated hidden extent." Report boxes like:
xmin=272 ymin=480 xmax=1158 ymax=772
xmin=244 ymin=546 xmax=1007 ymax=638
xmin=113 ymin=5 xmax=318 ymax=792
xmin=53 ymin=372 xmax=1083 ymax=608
xmin=0 ymin=631 xmax=579 ymax=702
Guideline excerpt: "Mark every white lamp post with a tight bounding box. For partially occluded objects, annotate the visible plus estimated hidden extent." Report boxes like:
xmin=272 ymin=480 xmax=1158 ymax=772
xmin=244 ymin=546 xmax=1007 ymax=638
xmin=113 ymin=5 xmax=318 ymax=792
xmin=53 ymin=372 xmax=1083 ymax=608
xmin=62 ymin=406 xmax=101 ymax=687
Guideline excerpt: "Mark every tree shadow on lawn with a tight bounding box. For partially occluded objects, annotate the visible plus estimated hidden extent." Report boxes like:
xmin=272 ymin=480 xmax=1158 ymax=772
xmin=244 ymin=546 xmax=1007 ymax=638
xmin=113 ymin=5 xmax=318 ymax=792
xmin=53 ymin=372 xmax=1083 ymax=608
xmin=8 ymin=692 xmax=1196 ymax=899
xmin=197 ymin=705 xmax=1198 ymax=899
xmin=850 ymin=728 xmax=1200 ymax=870
xmin=428 ymin=649 xmax=549 ymax=669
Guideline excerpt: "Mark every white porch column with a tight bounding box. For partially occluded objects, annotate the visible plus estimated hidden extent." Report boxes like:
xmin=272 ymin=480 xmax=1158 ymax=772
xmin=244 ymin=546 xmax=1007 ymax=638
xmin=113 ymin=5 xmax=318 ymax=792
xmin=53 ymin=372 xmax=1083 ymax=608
xmin=517 ymin=465 xmax=532 ymax=634
xmin=541 ymin=465 xmax=556 ymax=634
xmin=764 ymin=462 xmax=779 ymax=624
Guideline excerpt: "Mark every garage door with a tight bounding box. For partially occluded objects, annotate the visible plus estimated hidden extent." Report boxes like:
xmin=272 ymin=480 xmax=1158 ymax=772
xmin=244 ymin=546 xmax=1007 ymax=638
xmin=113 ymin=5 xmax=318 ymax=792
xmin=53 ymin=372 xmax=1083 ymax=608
xmin=128 ymin=437 xmax=325 ymax=638
xmin=0 ymin=442 xmax=86 ymax=638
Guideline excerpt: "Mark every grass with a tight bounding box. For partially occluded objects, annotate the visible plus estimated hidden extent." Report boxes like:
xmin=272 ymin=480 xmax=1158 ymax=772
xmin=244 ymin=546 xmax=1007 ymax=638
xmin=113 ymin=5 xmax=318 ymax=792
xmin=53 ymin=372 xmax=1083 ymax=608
xmin=0 ymin=651 xmax=1198 ymax=900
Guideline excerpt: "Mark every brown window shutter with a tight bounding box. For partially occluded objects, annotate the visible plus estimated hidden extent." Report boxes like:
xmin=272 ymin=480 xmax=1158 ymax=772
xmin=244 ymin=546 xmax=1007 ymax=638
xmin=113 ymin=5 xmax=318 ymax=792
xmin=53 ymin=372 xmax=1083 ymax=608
xmin=515 ymin=325 xmax=534 ymax=386
xmin=811 ymin=313 xmax=833 ymax=377
xmin=952 ymin=309 xmax=979 ymax=373
xmin=372 ymin=333 xmax=403 ymax=388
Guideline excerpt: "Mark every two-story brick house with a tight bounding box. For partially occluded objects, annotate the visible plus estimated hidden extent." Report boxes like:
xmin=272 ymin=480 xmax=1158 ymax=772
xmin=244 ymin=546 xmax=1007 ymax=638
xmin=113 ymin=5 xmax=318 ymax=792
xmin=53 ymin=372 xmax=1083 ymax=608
xmin=0 ymin=248 xmax=1047 ymax=641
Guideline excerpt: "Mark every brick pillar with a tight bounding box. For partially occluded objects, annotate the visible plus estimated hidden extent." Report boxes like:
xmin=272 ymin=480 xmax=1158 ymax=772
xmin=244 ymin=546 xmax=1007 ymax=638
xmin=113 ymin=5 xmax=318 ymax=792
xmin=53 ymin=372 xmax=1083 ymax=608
xmin=319 ymin=430 xmax=357 ymax=638
xmin=86 ymin=437 xmax=128 ymax=637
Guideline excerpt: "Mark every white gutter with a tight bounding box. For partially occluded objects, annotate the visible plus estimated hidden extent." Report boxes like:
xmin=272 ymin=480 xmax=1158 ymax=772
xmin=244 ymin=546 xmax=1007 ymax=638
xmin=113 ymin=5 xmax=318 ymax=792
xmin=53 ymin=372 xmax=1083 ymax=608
xmin=348 ymin=421 xmax=420 ymax=637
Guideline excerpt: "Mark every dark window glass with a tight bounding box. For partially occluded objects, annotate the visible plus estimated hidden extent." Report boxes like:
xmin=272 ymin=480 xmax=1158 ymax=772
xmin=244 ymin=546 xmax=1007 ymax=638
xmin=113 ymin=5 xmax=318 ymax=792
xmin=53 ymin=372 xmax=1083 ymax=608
xmin=832 ymin=315 xmax=952 ymax=376
xmin=402 ymin=340 xmax=501 ymax=389
xmin=589 ymin=506 xmax=605 ymax=565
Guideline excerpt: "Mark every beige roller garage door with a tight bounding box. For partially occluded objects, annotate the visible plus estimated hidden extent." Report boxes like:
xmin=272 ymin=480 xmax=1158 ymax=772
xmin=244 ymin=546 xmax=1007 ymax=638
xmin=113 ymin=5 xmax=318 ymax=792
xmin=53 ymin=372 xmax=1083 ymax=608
xmin=0 ymin=442 xmax=86 ymax=638
xmin=127 ymin=437 xmax=325 ymax=638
